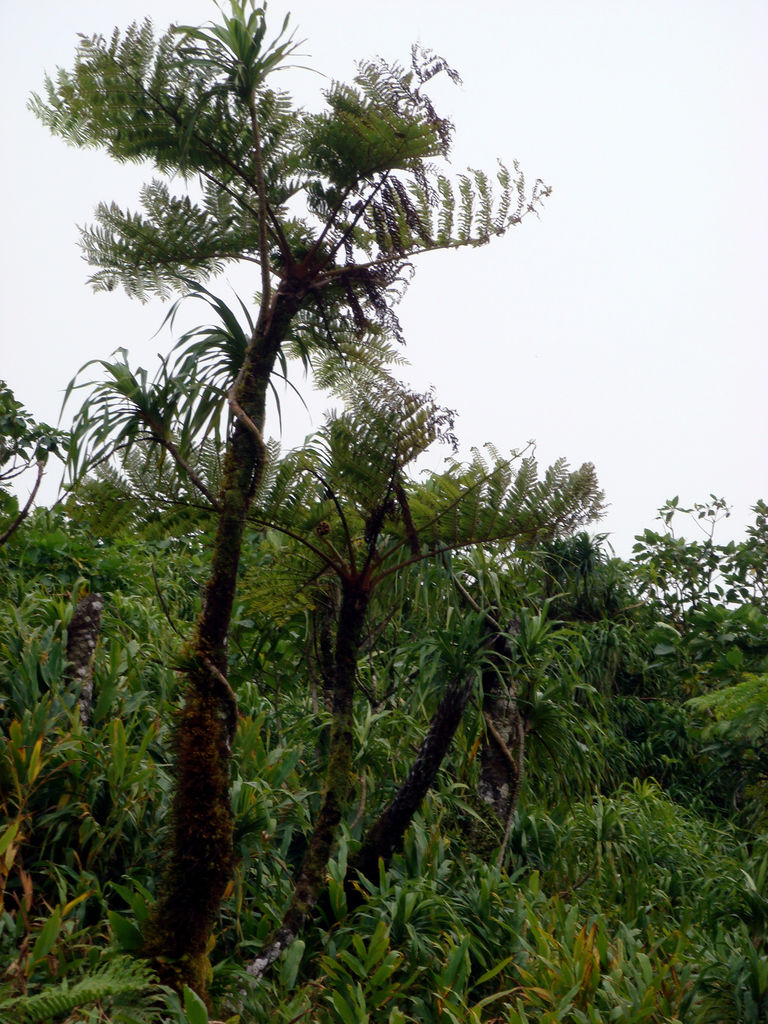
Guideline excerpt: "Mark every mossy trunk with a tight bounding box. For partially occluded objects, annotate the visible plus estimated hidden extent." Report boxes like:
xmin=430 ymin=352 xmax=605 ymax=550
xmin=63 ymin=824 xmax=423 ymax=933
xmin=247 ymin=581 xmax=367 ymax=980
xmin=287 ymin=583 xmax=366 ymax=923
xmin=145 ymin=288 xmax=301 ymax=995
xmin=477 ymin=618 xmax=524 ymax=833
xmin=65 ymin=591 xmax=103 ymax=728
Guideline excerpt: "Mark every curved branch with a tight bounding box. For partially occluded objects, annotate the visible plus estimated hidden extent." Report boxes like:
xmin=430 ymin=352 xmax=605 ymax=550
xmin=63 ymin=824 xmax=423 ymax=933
xmin=248 ymin=516 xmax=347 ymax=577
xmin=317 ymin=172 xmax=391 ymax=274
xmin=305 ymin=467 xmax=357 ymax=573
xmin=0 ymin=460 xmax=44 ymax=548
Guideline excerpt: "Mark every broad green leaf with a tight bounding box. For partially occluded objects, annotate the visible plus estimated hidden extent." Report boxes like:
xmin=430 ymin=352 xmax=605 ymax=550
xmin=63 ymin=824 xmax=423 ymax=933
xmin=183 ymin=984 xmax=210 ymax=1024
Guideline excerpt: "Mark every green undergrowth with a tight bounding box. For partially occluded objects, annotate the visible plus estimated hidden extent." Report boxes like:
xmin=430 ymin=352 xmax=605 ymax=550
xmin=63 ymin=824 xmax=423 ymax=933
xmin=2 ymin=512 xmax=768 ymax=1022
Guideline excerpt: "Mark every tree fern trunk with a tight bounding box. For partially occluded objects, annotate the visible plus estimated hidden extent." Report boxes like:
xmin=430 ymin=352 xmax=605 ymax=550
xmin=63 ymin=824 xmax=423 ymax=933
xmin=144 ymin=289 xmax=300 ymax=995
xmin=248 ymin=581 xmax=367 ymax=980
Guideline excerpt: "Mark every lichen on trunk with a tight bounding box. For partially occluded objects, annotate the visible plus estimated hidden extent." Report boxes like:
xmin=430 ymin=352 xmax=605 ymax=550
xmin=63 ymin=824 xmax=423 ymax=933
xmin=65 ymin=591 xmax=103 ymax=729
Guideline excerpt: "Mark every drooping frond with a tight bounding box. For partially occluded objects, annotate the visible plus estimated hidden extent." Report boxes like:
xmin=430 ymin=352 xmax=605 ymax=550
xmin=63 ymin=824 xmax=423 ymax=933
xmin=253 ymin=380 xmax=450 ymax=538
xmin=301 ymin=78 xmax=444 ymax=195
xmin=30 ymin=20 xmax=296 ymax=299
xmin=65 ymin=437 xmax=223 ymax=538
xmin=308 ymin=327 xmax=407 ymax=397
xmin=167 ymin=282 xmax=254 ymax=400
xmin=81 ymin=183 xmax=262 ymax=298
xmin=62 ymin=348 xmax=222 ymax=502
xmin=242 ymin=377 xmax=601 ymax=624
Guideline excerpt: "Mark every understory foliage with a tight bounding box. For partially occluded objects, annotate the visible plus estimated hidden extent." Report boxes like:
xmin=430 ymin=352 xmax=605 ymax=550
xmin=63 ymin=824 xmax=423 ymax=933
xmin=5 ymin=2 xmax=766 ymax=1021
xmin=2 ymin=469 xmax=767 ymax=1022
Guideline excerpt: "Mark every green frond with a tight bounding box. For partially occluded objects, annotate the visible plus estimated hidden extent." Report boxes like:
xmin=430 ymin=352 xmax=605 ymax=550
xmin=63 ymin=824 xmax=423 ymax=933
xmin=81 ymin=183 xmax=262 ymax=299
xmin=247 ymin=380 xmax=452 ymax=565
xmin=242 ymin=528 xmax=332 ymax=623
xmin=62 ymin=348 xmax=218 ymax=488
xmin=401 ymin=448 xmax=604 ymax=557
xmin=29 ymin=21 xmax=251 ymax=174
xmin=168 ymin=281 xmax=254 ymax=402
xmin=302 ymin=78 xmax=444 ymax=194
xmin=0 ymin=956 xmax=157 ymax=1024
xmin=244 ymin=392 xmax=602 ymax=624
xmin=309 ymin=328 xmax=407 ymax=398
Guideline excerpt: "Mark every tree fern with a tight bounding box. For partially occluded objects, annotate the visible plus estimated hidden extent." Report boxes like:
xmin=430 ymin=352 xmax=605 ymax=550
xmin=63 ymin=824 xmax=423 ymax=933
xmin=32 ymin=19 xmax=548 ymax=335
xmin=35 ymin=2 xmax=555 ymax=990
xmin=242 ymin=380 xmax=603 ymax=624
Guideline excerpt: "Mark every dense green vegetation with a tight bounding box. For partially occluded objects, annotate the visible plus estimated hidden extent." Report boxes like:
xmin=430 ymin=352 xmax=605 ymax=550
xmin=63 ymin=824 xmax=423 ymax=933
xmin=2 ymin=3 xmax=767 ymax=1021
xmin=3 ymin=455 xmax=767 ymax=1022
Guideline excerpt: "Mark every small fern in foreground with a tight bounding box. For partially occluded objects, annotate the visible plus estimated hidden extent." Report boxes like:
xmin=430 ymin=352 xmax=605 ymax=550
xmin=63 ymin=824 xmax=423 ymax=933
xmin=0 ymin=957 xmax=159 ymax=1024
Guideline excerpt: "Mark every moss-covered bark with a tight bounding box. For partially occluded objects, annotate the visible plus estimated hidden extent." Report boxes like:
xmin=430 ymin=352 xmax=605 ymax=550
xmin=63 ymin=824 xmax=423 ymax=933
xmin=144 ymin=289 xmax=302 ymax=995
xmin=247 ymin=581 xmax=368 ymax=980
xmin=285 ymin=583 xmax=367 ymax=928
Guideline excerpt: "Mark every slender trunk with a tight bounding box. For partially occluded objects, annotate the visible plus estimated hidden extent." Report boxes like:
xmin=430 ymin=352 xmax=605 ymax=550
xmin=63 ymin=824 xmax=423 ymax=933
xmin=144 ymin=288 xmax=301 ymax=994
xmin=247 ymin=581 xmax=367 ymax=980
xmin=349 ymin=669 xmax=475 ymax=893
xmin=477 ymin=618 xmax=525 ymax=835
xmin=348 ymin=615 xmax=519 ymax=896
xmin=496 ymin=711 xmax=525 ymax=868
xmin=0 ymin=460 xmax=43 ymax=548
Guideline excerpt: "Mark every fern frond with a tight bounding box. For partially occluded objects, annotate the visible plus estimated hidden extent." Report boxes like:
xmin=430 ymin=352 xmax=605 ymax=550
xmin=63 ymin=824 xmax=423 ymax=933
xmin=30 ymin=21 xmax=251 ymax=174
xmin=81 ymin=183 xmax=263 ymax=299
xmin=0 ymin=957 xmax=157 ymax=1024
xmin=397 ymin=448 xmax=604 ymax=560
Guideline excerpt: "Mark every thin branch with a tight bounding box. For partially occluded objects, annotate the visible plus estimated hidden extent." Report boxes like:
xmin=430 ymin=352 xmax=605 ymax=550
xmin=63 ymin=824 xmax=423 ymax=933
xmin=317 ymin=172 xmax=391 ymax=272
xmin=359 ymin=472 xmax=398 ymax=582
xmin=304 ymin=467 xmax=357 ymax=573
xmin=119 ymin=61 xmax=263 ymax=198
xmin=482 ymin=711 xmax=518 ymax=769
xmin=151 ymin=562 xmax=183 ymax=637
xmin=374 ymin=462 xmax=507 ymax=571
xmin=372 ymin=533 xmax=524 ymax=588
xmin=307 ymin=184 xmax=356 ymax=261
xmin=248 ymin=516 xmax=346 ymax=577
xmin=451 ymin=572 xmax=504 ymax=633
xmin=0 ymin=461 xmax=44 ymax=548
xmin=313 ymin=232 xmax=510 ymax=286
xmin=227 ymin=392 xmax=266 ymax=451
xmin=195 ymin=165 xmax=268 ymax=236
xmin=350 ymin=775 xmax=367 ymax=830
xmin=200 ymin=654 xmax=238 ymax=745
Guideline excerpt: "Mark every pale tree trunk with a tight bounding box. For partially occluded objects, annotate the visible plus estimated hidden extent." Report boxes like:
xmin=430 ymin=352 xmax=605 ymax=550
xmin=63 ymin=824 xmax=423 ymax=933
xmin=65 ymin=592 xmax=104 ymax=728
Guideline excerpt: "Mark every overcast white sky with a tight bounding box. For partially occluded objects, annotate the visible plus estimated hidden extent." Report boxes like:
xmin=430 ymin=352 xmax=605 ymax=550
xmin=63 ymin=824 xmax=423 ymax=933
xmin=1 ymin=0 xmax=766 ymax=554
